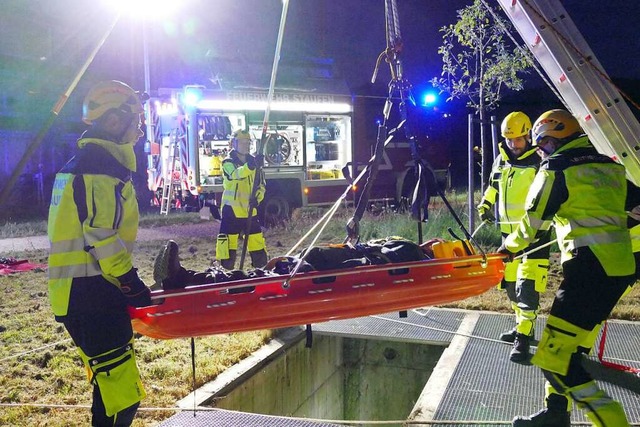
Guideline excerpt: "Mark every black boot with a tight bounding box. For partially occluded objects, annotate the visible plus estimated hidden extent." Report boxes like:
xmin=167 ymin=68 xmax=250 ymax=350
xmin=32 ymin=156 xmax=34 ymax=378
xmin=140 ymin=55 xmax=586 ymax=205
xmin=500 ymin=327 xmax=517 ymax=343
xmin=221 ymin=249 xmax=236 ymax=270
xmin=512 ymin=408 xmax=570 ymax=426
xmin=510 ymin=333 xmax=531 ymax=363
xmin=250 ymin=249 xmax=268 ymax=269
xmin=153 ymin=240 xmax=181 ymax=289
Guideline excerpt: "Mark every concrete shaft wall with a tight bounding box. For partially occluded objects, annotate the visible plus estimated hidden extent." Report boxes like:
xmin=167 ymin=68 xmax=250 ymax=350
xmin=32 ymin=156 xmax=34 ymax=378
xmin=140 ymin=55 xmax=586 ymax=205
xmin=214 ymin=334 xmax=443 ymax=425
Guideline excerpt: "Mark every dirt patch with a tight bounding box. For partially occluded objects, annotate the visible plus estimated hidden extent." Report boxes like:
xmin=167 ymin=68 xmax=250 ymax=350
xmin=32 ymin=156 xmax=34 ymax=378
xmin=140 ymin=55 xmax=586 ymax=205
xmin=0 ymin=221 xmax=221 ymax=255
xmin=137 ymin=221 xmax=220 ymax=241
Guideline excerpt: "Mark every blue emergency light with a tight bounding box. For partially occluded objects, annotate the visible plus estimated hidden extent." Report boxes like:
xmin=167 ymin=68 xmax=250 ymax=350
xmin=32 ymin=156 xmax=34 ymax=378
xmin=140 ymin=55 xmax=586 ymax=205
xmin=183 ymin=85 xmax=204 ymax=107
xmin=422 ymin=92 xmax=438 ymax=107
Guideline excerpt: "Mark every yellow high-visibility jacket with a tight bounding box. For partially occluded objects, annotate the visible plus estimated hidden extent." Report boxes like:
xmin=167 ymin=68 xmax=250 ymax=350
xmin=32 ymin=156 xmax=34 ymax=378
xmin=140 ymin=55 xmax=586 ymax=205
xmin=220 ymin=150 xmax=265 ymax=218
xmin=478 ymin=141 xmax=540 ymax=235
xmin=505 ymin=136 xmax=634 ymax=276
xmin=48 ymin=137 xmax=139 ymax=317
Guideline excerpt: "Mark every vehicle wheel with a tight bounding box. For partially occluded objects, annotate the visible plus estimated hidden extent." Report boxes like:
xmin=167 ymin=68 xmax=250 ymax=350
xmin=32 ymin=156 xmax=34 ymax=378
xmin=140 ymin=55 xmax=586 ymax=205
xmin=263 ymin=196 xmax=290 ymax=226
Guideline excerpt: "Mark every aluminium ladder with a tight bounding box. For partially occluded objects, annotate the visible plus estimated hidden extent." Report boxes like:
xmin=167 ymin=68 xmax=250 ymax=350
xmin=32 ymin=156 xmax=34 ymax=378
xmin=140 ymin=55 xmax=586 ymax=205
xmin=160 ymin=141 xmax=179 ymax=215
xmin=497 ymin=0 xmax=640 ymax=185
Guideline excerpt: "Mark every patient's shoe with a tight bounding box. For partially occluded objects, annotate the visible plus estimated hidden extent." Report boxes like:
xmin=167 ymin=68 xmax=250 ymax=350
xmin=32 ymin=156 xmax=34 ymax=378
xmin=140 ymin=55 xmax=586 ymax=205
xmin=153 ymin=240 xmax=181 ymax=289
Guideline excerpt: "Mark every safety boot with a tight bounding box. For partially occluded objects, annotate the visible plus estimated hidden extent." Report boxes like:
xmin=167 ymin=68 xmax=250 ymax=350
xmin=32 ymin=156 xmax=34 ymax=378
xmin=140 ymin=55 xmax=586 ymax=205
xmin=221 ymin=249 xmax=237 ymax=270
xmin=250 ymin=249 xmax=269 ymax=269
xmin=499 ymin=327 xmax=517 ymax=343
xmin=153 ymin=240 xmax=180 ymax=289
xmin=509 ymin=333 xmax=531 ymax=363
xmin=512 ymin=408 xmax=571 ymax=427
xmin=153 ymin=240 xmax=182 ymax=290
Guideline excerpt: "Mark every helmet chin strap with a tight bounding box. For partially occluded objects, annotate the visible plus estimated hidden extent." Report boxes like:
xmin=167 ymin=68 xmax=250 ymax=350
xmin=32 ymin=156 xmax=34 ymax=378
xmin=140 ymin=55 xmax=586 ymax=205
xmin=540 ymin=142 xmax=557 ymax=156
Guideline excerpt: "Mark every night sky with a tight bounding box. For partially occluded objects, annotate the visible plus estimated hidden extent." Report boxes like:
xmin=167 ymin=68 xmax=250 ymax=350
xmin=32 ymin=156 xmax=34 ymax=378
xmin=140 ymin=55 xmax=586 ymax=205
xmin=10 ymin=0 xmax=635 ymax=95
xmin=0 ymin=0 xmax=639 ymax=191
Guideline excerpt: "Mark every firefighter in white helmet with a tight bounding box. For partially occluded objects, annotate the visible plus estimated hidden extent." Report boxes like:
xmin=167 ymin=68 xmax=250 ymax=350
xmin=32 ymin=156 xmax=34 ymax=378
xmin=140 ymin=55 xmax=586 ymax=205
xmin=48 ymin=80 xmax=151 ymax=426
xmin=477 ymin=111 xmax=552 ymax=362
xmin=216 ymin=130 xmax=268 ymax=269
xmin=500 ymin=109 xmax=635 ymax=427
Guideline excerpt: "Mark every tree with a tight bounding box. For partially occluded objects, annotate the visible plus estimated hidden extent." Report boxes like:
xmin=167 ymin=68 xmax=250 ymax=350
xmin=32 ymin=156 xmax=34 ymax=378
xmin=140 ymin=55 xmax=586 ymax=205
xmin=431 ymin=0 xmax=532 ymax=185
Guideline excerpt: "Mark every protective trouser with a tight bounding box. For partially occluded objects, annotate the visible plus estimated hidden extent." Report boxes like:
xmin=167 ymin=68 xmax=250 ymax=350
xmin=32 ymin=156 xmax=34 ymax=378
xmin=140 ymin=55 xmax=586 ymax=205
xmin=513 ymin=258 xmax=549 ymax=336
xmin=542 ymin=319 xmax=622 ymax=416
xmin=504 ymin=258 xmax=539 ymax=337
xmin=63 ymin=309 xmax=145 ymax=426
xmin=536 ymin=318 xmax=629 ymax=426
xmin=503 ymin=231 xmax=551 ymax=337
xmin=216 ymin=233 xmax=238 ymax=270
xmin=217 ymin=234 xmax=267 ymax=269
xmin=217 ymin=205 xmax=268 ymax=269
xmin=532 ymin=248 xmax=632 ymax=427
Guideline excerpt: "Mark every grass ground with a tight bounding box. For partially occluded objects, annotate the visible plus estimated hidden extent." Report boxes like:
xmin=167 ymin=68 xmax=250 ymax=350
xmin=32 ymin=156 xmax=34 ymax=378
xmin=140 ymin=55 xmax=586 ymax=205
xmin=1 ymin=203 xmax=640 ymax=426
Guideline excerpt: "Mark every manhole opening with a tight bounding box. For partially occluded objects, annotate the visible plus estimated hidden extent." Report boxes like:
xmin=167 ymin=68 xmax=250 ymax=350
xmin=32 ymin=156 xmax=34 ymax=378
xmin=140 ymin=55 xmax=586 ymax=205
xmin=209 ymin=333 xmax=445 ymax=425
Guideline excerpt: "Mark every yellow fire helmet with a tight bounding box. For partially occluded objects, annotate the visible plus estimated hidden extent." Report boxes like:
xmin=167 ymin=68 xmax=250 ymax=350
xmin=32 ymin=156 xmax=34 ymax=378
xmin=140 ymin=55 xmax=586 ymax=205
xmin=532 ymin=109 xmax=582 ymax=145
xmin=82 ymin=80 xmax=145 ymax=125
xmin=231 ymin=130 xmax=252 ymax=154
xmin=501 ymin=111 xmax=532 ymax=139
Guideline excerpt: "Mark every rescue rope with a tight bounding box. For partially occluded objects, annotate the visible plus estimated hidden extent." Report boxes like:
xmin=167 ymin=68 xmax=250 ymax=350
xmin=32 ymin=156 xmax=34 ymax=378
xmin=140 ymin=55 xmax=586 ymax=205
xmin=281 ymin=123 xmax=408 ymax=287
xmin=371 ymin=313 xmax=515 ymax=347
xmin=3 ymin=403 xmax=628 ymax=425
xmin=513 ymin=239 xmax=555 ymax=260
xmin=282 ymin=196 xmax=343 ymax=288
xmin=478 ymin=0 xmax=567 ymax=109
xmin=4 ymin=315 xmax=638 ymax=424
xmin=239 ymin=0 xmax=290 ymax=270
xmin=0 ymin=338 xmax=72 ymax=363
xmin=471 ymin=221 xmax=487 ymax=238
xmin=517 ymin=0 xmax=640 ymax=112
xmin=376 ymin=313 xmax=640 ymax=368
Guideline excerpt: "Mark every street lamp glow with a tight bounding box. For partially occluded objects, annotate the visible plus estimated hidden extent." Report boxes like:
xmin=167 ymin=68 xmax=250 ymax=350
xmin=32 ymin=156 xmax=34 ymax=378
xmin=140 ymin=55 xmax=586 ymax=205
xmin=108 ymin=0 xmax=178 ymax=19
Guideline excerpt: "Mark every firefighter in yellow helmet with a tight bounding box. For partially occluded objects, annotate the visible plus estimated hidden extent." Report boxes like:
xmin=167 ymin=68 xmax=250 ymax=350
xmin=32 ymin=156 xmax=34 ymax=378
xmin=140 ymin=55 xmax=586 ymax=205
xmin=477 ymin=111 xmax=552 ymax=362
xmin=216 ymin=130 xmax=268 ymax=269
xmin=499 ymin=110 xmax=635 ymax=427
xmin=48 ymin=80 xmax=151 ymax=426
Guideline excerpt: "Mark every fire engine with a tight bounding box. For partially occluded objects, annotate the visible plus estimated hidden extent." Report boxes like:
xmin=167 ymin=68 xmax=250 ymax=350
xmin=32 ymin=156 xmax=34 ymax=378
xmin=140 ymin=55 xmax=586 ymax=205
xmin=144 ymin=64 xmax=452 ymax=222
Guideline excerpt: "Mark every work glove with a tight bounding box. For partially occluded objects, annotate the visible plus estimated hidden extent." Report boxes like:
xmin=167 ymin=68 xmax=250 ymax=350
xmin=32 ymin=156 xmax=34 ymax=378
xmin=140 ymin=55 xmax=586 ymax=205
xmin=479 ymin=208 xmax=496 ymax=224
xmin=249 ymin=195 xmax=259 ymax=208
xmin=255 ymin=186 xmax=265 ymax=204
xmin=118 ymin=268 xmax=152 ymax=307
xmin=246 ymin=155 xmax=256 ymax=170
xmin=497 ymin=244 xmax=515 ymax=262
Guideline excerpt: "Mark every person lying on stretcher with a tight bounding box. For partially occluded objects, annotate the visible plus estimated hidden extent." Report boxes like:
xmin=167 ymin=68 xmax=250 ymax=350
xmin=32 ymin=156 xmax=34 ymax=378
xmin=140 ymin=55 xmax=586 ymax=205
xmin=152 ymin=237 xmax=462 ymax=291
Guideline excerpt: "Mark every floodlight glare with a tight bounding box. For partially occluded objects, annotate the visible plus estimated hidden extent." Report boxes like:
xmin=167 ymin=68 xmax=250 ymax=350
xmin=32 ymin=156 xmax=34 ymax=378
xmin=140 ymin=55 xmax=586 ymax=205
xmin=108 ymin=0 xmax=178 ymax=19
xmin=183 ymin=86 xmax=204 ymax=107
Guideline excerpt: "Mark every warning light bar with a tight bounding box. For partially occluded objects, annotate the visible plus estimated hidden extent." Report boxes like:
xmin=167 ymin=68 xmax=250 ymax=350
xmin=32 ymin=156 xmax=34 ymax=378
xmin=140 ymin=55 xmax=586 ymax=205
xmin=196 ymin=99 xmax=351 ymax=114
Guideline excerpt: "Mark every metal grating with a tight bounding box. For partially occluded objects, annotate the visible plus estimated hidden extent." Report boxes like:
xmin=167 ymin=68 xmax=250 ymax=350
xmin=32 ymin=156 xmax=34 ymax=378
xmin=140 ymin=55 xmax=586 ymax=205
xmin=312 ymin=308 xmax=464 ymax=344
xmin=158 ymin=409 xmax=341 ymax=427
xmin=432 ymin=313 xmax=640 ymax=426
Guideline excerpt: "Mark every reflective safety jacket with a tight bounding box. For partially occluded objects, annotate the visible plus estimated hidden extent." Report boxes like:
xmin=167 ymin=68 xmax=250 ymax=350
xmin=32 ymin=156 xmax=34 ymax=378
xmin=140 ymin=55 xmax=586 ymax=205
xmin=505 ymin=136 xmax=634 ymax=276
xmin=221 ymin=150 xmax=265 ymax=218
xmin=48 ymin=134 xmax=139 ymax=317
xmin=625 ymin=181 xmax=640 ymax=253
xmin=478 ymin=141 xmax=540 ymax=234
